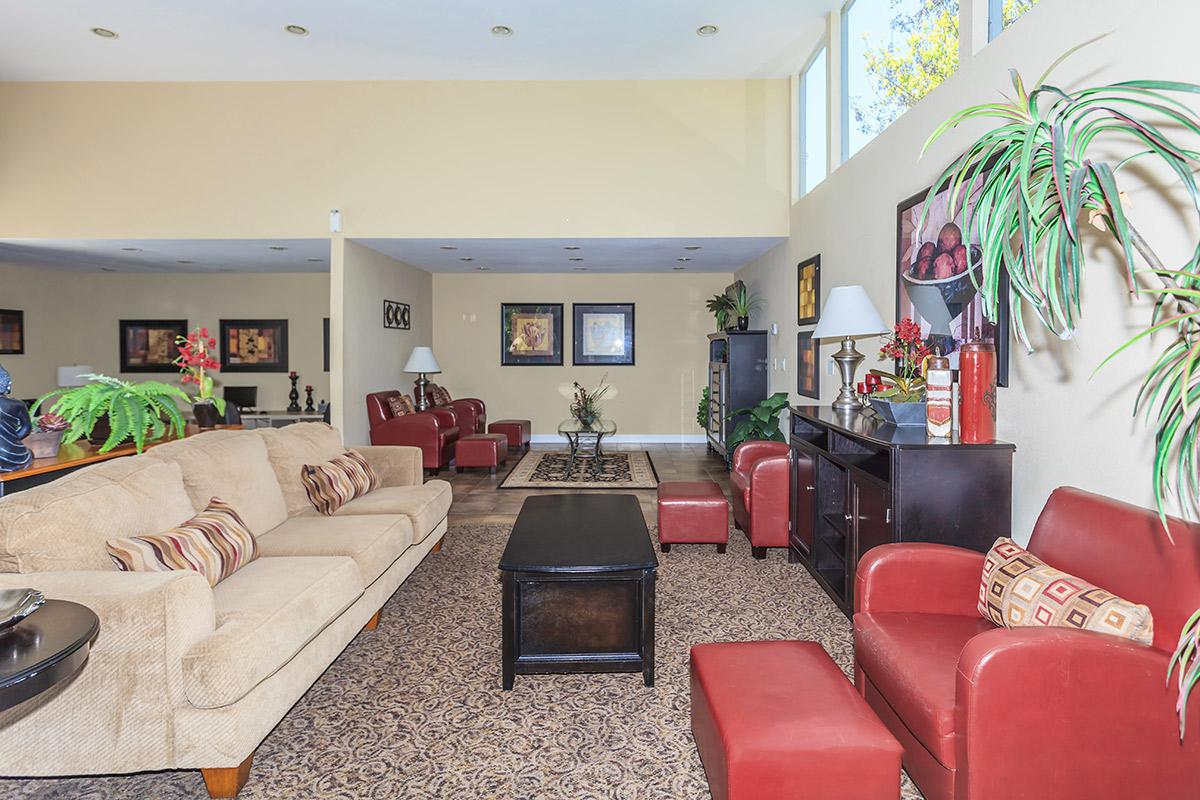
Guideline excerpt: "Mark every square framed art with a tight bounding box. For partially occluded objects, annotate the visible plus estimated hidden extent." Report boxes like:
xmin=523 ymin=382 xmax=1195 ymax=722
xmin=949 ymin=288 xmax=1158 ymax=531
xmin=0 ymin=309 xmax=24 ymax=355
xmin=501 ymin=303 xmax=563 ymax=366
xmin=797 ymin=255 xmax=821 ymax=325
xmin=797 ymin=331 xmax=820 ymax=399
xmin=220 ymin=319 xmax=289 ymax=372
xmin=573 ymin=303 xmax=634 ymax=366
xmin=119 ymin=319 xmax=187 ymax=372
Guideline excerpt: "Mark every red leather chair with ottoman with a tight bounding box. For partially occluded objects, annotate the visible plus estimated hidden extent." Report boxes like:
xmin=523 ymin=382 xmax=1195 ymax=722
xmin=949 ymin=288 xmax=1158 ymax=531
xmin=455 ymin=433 xmax=509 ymax=474
xmin=365 ymin=390 xmax=458 ymax=474
xmin=691 ymin=640 xmax=902 ymax=800
xmin=487 ymin=419 xmax=531 ymax=453
xmin=729 ymin=440 xmax=790 ymax=559
xmin=854 ymin=487 xmax=1200 ymax=800
xmin=657 ymin=481 xmax=728 ymax=553
xmin=427 ymin=383 xmax=487 ymax=434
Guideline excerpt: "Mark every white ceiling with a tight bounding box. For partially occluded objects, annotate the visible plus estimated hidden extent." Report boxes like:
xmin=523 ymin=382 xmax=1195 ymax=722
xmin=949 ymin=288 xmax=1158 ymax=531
xmin=358 ymin=237 xmax=784 ymax=273
xmin=0 ymin=239 xmax=330 ymax=273
xmin=0 ymin=0 xmax=833 ymax=81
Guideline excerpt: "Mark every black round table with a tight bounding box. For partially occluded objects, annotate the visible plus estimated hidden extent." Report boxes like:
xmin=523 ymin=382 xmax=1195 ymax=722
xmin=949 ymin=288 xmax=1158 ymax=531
xmin=0 ymin=599 xmax=99 ymax=711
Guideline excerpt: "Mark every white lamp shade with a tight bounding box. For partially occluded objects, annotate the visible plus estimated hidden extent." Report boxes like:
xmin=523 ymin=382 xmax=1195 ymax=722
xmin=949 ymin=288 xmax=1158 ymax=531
xmin=56 ymin=365 xmax=93 ymax=387
xmin=403 ymin=347 xmax=441 ymax=374
xmin=810 ymin=285 xmax=887 ymax=339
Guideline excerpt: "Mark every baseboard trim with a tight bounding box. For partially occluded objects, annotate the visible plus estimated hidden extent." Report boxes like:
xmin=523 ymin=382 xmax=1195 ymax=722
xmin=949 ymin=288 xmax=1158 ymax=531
xmin=529 ymin=434 xmax=708 ymax=444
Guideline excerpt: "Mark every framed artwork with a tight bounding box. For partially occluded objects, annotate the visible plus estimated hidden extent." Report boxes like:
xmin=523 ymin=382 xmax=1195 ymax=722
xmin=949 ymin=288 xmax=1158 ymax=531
xmin=323 ymin=317 xmax=330 ymax=372
xmin=220 ymin=319 xmax=289 ymax=373
xmin=896 ymin=176 xmax=1010 ymax=387
xmin=501 ymin=303 xmax=563 ymax=366
xmin=797 ymin=255 xmax=821 ymax=325
xmin=383 ymin=299 xmax=410 ymax=330
xmin=119 ymin=319 xmax=187 ymax=372
xmin=797 ymin=331 xmax=820 ymax=399
xmin=0 ymin=309 xmax=24 ymax=355
xmin=573 ymin=303 xmax=634 ymax=366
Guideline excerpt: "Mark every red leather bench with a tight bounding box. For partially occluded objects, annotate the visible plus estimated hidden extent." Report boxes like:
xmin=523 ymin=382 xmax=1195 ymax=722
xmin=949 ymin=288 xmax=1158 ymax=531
xmin=657 ymin=481 xmax=728 ymax=553
xmin=487 ymin=419 xmax=530 ymax=452
xmin=691 ymin=640 xmax=902 ymax=800
xmin=455 ymin=433 xmax=509 ymax=474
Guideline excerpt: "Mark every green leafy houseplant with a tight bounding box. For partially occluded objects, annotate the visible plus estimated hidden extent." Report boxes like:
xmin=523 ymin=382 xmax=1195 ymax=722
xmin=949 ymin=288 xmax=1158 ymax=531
xmin=569 ymin=373 xmax=611 ymax=427
xmin=34 ymin=375 xmax=190 ymax=454
xmin=697 ymin=386 xmax=711 ymax=429
xmin=730 ymin=283 xmax=760 ymax=323
xmin=725 ymin=392 xmax=790 ymax=457
xmin=923 ymin=46 xmax=1200 ymax=735
xmin=705 ymin=293 xmax=734 ymax=332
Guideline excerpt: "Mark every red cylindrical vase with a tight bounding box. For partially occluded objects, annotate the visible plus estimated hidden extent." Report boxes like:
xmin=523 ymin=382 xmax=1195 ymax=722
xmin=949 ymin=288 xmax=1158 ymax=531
xmin=960 ymin=341 xmax=997 ymax=443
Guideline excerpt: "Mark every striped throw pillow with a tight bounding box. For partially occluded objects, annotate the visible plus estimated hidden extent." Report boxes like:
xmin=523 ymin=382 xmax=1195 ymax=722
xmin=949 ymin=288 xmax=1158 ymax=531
xmin=301 ymin=450 xmax=380 ymax=515
xmin=106 ymin=498 xmax=259 ymax=587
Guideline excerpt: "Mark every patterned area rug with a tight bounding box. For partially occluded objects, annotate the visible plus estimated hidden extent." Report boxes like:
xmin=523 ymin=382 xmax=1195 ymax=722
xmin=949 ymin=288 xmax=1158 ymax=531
xmin=0 ymin=522 xmax=922 ymax=799
xmin=499 ymin=450 xmax=659 ymax=489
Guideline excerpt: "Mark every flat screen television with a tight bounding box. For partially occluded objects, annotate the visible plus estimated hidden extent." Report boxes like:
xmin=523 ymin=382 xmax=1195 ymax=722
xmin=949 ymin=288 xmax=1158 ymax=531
xmin=223 ymin=385 xmax=258 ymax=411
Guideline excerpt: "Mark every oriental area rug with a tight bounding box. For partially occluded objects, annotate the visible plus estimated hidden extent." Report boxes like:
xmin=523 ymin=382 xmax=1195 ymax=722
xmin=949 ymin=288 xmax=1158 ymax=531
xmin=498 ymin=450 xmax=659 ymax=490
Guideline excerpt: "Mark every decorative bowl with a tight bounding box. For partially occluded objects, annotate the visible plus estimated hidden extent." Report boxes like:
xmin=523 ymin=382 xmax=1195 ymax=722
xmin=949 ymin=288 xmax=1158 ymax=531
xmin=0 ymin=588 xmax=45 ymax=632
xmin=869 ymin=398 xmax=928 ymax=427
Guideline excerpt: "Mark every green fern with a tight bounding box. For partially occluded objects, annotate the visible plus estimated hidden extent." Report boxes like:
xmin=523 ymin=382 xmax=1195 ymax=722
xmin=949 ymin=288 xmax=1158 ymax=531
xmin=33 ymin=375 xmax=190 ymax=453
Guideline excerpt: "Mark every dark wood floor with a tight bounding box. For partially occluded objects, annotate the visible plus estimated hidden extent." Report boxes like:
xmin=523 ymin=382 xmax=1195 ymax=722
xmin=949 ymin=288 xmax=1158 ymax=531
xmin=443 ymin=442 xmax=732 ymax=525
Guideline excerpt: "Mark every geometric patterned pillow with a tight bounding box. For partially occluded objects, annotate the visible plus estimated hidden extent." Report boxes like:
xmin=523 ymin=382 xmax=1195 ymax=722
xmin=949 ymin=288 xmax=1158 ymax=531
xmin=386 ymin=394 xmax=416 ymax=418
xmin=978 ymin=537 xmax=1154 ymax=645
xmin=426 ymin=384 xmax=452 ymax=407
xmin=106 ymin=497 xmax=259 ymax=587
xmin=300 ymin=450 xmax=381 ymax=516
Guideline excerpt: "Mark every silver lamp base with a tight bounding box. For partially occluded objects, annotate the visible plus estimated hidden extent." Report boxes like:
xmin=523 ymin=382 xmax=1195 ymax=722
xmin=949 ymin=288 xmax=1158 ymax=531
xmin=413 ymin=375 xmax=431 ymax=410
xmin=830 ymin=336 xmax=865 ymax=413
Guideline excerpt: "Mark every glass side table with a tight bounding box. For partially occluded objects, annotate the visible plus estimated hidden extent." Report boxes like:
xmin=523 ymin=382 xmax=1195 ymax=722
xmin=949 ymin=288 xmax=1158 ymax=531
xmin=557 ymin=418 xmax=617 ymax=476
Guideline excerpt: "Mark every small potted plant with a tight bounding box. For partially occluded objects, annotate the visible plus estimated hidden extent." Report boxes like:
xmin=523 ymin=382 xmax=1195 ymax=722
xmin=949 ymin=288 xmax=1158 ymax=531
xmin=175 ymin=326 xmax=226 ymax=428
xmin=34 ymin=375 xmax=191 ymax=453
xmin=730 ymin=283 xmax=759 ymax=331
xmin=23 ymin=412 xmax=68 ymax=458
xmin=866 ymin=318 xmax=930 ymax=426
xmin=705 ymin=293 xmax=734 ymax=332
xmin=569 ymin=374 xmax=611 ymax=428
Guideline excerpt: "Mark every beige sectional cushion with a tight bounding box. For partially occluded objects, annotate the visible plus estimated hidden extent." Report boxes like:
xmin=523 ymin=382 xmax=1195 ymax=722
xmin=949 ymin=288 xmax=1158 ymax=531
xmin=182 ymin=555 xmax=362 ymax=708
xmin=147 ymin=431 xmax=288 ymax=535
xmin=331 ymin=480 xmax=452 ymax=544
xmin=0 ymin=458 xmax=196 ymax=572
xmin=256 ymin=423 xmax=347 ymax=516
xmin=256 ymin=514 xmax=414 ymax=585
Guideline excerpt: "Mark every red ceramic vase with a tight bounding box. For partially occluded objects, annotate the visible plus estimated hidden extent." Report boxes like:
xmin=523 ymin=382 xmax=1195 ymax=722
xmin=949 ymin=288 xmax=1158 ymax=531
xmin=960 ymin=341 xmax=996 ymax=443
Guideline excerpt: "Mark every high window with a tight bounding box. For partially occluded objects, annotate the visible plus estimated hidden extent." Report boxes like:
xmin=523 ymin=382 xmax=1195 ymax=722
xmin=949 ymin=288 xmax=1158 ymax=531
xmin=842 ymin=0 xmax=960 ymax=159
xmin=988 ymin=0 xmax=1040 ymax=40
xmin=798 ymin=44 xmax=828 ymax=196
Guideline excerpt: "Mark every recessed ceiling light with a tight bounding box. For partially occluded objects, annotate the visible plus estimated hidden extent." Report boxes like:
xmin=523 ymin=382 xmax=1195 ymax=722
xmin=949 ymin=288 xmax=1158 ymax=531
xmin=568 ymin=257 xmax=584 ymax=262
xmin=284 ymin=24 xmax=309 ymax=36
xmin=672 ymin=266 xmax=687 ymax=271
xmin=100 ymin=267 xmax=117 ymax=272
xmin=459 ymin=257 xmax=474 ymax=262
xmin=268 ymin=245 xmax=289 ymax=251
xmin=696 ymin=24 xmax=719 ymax=37
xmin=439 ymin=245 xmax=458 ymax=250
xmin=563 ymin=245 xmax=581 ymax=250
xmin=677 ymin=257 xmax=692 ymax=262
xmin=684 ymin=245 xmax=702 ymax=251
xmin=306 ymin=257 xmax=324 ymax=262
xmin=91 ymin=27 xmax=119 ymax=39
xmin=491 ymin=25 xmax=513 ymax=37
xmin=476 ymin=266 xmax=490 ymax=271
xmin=176 ymin=259 xmax=194 ymax=264
xmin=574 ymin=267 xmax=588 ymax=272
xmin=120 ymin=246 xmax=142 ymax=252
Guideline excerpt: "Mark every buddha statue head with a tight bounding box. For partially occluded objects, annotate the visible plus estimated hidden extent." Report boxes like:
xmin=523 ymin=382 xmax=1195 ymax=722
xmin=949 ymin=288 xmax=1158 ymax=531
xmin=0 ymin=364 xmax=11 ymax=397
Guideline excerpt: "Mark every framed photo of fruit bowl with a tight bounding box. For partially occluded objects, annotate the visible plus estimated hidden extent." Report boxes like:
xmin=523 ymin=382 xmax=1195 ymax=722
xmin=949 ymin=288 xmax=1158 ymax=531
xmin=895 ymin=176 xmax=1009 ymax=387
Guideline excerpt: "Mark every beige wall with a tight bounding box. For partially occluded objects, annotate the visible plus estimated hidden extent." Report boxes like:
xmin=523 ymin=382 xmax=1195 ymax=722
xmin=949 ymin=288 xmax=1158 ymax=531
xmin=338 ymin=240 xmax=433 ymax=447
xmin=0 ymin=263 xmax=329 ymax=410
xmin=0 ymin=80 xmax=789 ymax=240
xmin=431 ymin=272 xmax=731 ymax=438
xmin=737 ymin=0 xmax=1198 ymax=540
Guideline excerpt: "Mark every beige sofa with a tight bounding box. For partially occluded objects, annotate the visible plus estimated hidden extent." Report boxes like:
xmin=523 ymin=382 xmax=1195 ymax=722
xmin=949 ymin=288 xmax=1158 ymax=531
xmin=0 ymin=423 xmax=451 ymax=797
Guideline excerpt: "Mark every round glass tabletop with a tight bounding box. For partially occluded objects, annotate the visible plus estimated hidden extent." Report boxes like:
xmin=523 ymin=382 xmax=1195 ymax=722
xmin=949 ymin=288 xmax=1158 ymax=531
xmin=557 ymin=418 xmax=617 ymax=435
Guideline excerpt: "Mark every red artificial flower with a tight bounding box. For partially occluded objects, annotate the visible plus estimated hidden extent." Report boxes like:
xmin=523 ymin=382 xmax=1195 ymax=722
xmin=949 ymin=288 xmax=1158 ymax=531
xmin=199 ymin=327 xmax=209 ymax=338
xmin=208 ymin=338 xmax=217 ymax=347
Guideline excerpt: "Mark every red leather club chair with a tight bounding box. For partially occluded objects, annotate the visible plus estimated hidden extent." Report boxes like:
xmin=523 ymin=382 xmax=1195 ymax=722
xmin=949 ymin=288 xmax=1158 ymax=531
xmin=365 ymin=390 xmax=459 ymax=473
xmin=853 ymin=487 xmax=1200 ymax=800
xmin=442 ymin=397 xmax=486 ymax=435
xmin=729 ymin=440 xmax=790 ymax=560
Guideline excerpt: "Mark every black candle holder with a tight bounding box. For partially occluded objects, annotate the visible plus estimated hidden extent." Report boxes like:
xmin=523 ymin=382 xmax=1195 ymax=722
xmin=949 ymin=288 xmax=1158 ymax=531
xmin=304 ymin=386 xmax=315 ymax=413
xmin=287 ymin=374 xmax=301 ymax=413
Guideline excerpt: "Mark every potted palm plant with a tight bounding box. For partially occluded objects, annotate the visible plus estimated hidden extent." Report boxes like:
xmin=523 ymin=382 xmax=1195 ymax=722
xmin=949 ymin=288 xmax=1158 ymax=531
xmin=730 ymin=283 xmax=759 ymax=331
xmin=705 ymin=293 xmax=734 ymax=332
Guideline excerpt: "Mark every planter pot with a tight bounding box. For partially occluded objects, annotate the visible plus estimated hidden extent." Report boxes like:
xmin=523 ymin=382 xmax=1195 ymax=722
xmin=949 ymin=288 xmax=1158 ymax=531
xmin=868 ymin=398 xmax=927 ymax=427
xmin=87 ymin=417 xmax=112 ymax=447
xmin=193 ymin=403 xmax=222 ymax=429
xmin=736 ymin=316 xmax=750 ymax=331
xmin=24 ymin=430 xmax=62 ymax=459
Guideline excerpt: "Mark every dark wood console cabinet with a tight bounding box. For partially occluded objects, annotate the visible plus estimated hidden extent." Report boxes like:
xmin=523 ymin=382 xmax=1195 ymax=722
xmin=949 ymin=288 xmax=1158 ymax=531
xmin=789 ymin=405 xmax=1014 ymax=615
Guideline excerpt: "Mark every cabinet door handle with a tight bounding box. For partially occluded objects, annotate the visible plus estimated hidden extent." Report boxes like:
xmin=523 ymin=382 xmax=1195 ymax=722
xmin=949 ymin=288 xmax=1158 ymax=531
xmin=885 ymin=508 xmax=892 ymax=524
xmin=805 ymin=485 xmax=815 ymax=491
xmin=844 ymin=513 xmax=852 ymax=522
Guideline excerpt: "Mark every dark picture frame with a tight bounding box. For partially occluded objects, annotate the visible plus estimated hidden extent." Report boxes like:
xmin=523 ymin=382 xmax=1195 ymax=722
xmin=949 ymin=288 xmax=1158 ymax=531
xmin=572 ymin=303 xmax=635 ymax=366
xmin=797 ymin=331 xmax=820 ymax=399
xmin=220 ymin=319 xmax=289 ymax=373
xmin=896 ymin=178 xmax=1010 ymax=387
xmin=119 ymin=319 xmax=187 ymax=372
xmin=0 ymin=309 xmax=25 ymax=355
xmin=501 ymin=303 xmax=563 ymax=366
xmin=383 ymin=299 xmax=410 ymax=330
xmin=797 ymin=255 xmax=821 ymax=325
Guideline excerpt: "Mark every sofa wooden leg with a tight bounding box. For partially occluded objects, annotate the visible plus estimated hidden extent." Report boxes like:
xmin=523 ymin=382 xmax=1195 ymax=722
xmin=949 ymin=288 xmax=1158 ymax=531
xmin=362 ymin=610 xmax=381 ymax=631
xmin=201 ymin=752 xmax=253 ymax=798
xmin=717 ymin=543 xmax=727 ymax=554
xmin=659 ymin=543 xmax=671 ymax=553
xmin=432 ymin=538 xmax=443 ymax=553
xmin=751 ymin=546 xmax=767 ymax=560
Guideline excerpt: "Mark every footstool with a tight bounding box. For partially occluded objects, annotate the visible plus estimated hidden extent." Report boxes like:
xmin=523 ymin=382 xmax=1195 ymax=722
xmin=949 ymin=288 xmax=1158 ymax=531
xmin=455 ymin=433 xmax=509 ymax=474
xmin=487 ymin=419 xmax=531 ymax=453
xmin=657 ymin=481 xmax=728 ymax=553
xmin=690 ymin=641 xmax=902 ymax=800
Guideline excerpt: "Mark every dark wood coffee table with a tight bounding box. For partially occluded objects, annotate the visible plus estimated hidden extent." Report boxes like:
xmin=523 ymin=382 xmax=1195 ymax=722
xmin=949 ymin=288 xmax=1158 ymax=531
xmin=0 ymin=599 xmax=100 ymax=711
xmin=499 ymin=494 xmax=658 ymax=690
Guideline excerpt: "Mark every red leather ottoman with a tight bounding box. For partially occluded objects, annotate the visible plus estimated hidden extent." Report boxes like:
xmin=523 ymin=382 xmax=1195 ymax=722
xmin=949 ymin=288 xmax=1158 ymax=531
xmin=690 ymin=641 xmax=902 ymax=800
xmin=487 ymin=419 xmax=531 ymax=453
xmin=657 ymin=481 xmax=728 ymax=553
xmin=455 ymin=433 xmax=509 ymax=474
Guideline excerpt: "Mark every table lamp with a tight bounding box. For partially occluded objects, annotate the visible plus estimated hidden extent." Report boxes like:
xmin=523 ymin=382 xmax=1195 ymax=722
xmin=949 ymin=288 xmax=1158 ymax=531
xmin=810 ymin=285 xmax=887 ymax=412
xmin=56 ymin=365 xmax=93 ymax=387
xmin=403 ymin=347 xmax=441 ymax=411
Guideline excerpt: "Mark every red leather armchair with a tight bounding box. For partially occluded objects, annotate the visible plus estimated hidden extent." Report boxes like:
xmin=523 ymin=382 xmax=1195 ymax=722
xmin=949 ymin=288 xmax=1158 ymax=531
xmin=853 ymin=487 xmax=1200 ymax=800
xmin=366 ymin=390 xmax=459 ymax=473
xmin=442 ymin=397 xmax=486 ymax=435
xmin=729 ymin=440 xmax=790 ymax=560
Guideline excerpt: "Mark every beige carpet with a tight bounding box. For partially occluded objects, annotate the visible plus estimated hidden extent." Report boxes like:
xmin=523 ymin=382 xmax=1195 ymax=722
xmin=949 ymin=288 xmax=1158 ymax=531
xmin=0 ymin=522 xmax=922 ymax=799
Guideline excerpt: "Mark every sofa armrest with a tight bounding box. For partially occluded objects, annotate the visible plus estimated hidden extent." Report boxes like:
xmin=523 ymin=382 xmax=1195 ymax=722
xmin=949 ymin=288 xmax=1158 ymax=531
xmin=355 ymin=445 xmax=423 ymax=487
xmin=427 ymin=407 xmax=457 ymax=430
xmin=0 ymin=570 xmax=215 ymax=774
xmin=854 ymin=543 xmax=984 ymax=616
xmin=748 ymin=454 xmax=789 ymax=543
xmin=955 ymin=627 xmax=1200 ymax=796
xmin=369 ymin=412 xmax=438 ymax=447
xmin=731 ymin=440 xmax=789 ymax=476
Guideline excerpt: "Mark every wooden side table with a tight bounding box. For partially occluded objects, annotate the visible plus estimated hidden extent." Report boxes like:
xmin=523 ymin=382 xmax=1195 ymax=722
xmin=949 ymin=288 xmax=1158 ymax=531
xmin=0 ymin=599 xmax=100 ymax=711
